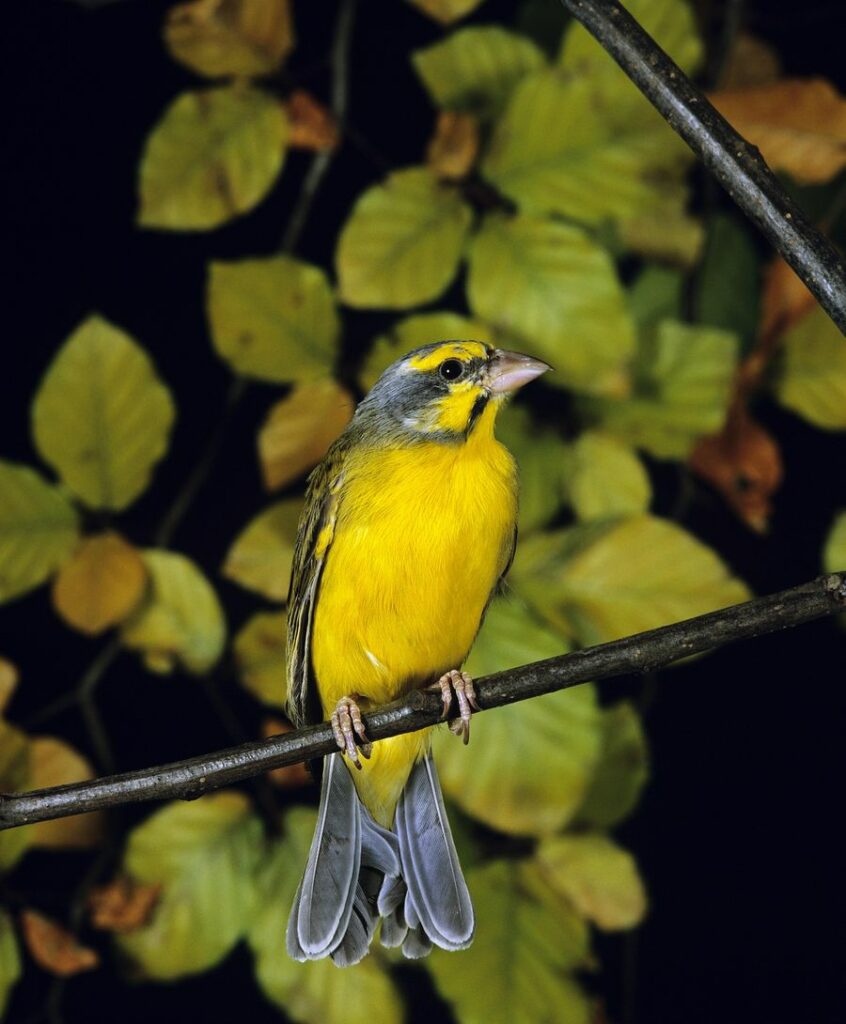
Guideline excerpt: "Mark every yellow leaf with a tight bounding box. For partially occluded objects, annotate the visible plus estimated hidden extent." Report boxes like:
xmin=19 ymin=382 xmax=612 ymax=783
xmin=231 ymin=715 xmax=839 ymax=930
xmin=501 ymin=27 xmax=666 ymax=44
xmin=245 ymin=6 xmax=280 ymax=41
xmin=0 ymin=461 xmax=79 ymax=604
xmin=233 ymin=610 xmax=288 ymax=707
xmin=823 ymin=511 xmax=846 ymax=573
xmin=208 ymin=255 xmax=339 ymax=384
xmin=0 ymin=719 xmax=32 ymax=872
xmin=412 ymin=26 xmax=545 ymax=119
xmin=513 ymin=515 xmax=751 ymax=647
xmin=223 ymin=498 xmax=302 ymax=601
xmin=117 ymin=793 xmax=262 ymax=979
xmin=536 ymin=833 xmax=648 ymax=931
xmin=336 ymin=167 xmax=472 ymax=309
xmin=257 ymin=380 xmax=353 ymax=491
xmin=138 ymin=85 xmax=288 ymax=230
xmin=165 ymin=0 xmax=295 ymax=78
xmin=567 ymin=431 xmax=651 ymax=521
xmin=32 ymin=315 xmax=175 ymax=511
xmin=425 ymin=111 xmax=480 ymax=181
xmin=775 ymin=306 xmax=846 ymax=430
xmin=435 ymin=598 xmax=601 ymax=836
xmin=248 ymin=808 xmax=404 ymax=1023
xmin=406 ymin=0 xmax=485 ymax=24
xmin=710 ymin=78 xmax=846 ymax=185
xmin=52 ymin=533 xmax=147 ymax=636
xmin=26 ymin=737 xmax=105 ymax=850
xmin=427 ymin=860 xmax=592 ymax=1024
xmin=467 ymin=213 xmax=635 ymax=396
xmin=121 ymin=550 xmax=226 ymax=674
xmin=578 ymin=702 xmax=650 ymax=828
xmin=0 ymin=658 xmax=18 ymax=715
xmin=19 ymin=910 xmax=99 ymax=978
xmin=0 ymin=909 xmax=21 ymax=1019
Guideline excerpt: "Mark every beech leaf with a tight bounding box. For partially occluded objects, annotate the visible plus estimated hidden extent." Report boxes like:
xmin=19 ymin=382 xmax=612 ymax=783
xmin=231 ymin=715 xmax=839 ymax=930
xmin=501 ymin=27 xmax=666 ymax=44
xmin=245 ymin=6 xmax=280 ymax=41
xmin=406 ymin=0 xmax=486 ymax=25
xmin=823 ymin=512 xmax=846 ymax=573
xmin=233 ymin=610 xmax=288 ymax=707
xmin=775 ymin=306 xmax=846 ymax=430
xmin=19 ymin=910 xmax=99 ymax=978
xmin=578 ymin=701 xmax=650 ymax=828
xmin=27 ymin=737 xmax=105 ymax=850
xmin=223 ymin=498 xmax=302 ymax=601
xmin=566 ymin=431 xmax=651 ymax=521
xmin=0 ymin=910 xmax=20 ymax=1019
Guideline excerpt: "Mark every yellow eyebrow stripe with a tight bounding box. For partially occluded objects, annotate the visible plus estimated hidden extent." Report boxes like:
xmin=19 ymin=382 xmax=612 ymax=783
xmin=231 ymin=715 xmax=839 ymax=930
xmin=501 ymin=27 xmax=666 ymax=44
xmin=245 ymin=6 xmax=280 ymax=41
xmin=408 ymin=341 xmax=489 ymax=371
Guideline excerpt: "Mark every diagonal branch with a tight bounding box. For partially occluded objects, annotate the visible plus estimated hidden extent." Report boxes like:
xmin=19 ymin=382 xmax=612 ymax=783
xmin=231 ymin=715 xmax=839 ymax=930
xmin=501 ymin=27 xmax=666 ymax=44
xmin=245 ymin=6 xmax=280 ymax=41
xmin=557 ymin=0 xmax=846 ymax=334
xmin=2 ymin=572 xmax=844 ymax=832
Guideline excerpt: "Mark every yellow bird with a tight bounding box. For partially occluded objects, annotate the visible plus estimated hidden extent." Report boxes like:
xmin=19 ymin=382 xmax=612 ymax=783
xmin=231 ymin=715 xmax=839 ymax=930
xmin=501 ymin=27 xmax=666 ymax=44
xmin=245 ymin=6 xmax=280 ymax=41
xmin=286 ymin=341 xmax=549 ymax=965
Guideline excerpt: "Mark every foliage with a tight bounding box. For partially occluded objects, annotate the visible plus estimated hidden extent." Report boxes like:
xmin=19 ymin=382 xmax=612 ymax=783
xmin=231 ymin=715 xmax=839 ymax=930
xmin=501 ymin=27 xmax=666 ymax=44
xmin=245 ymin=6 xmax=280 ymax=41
xmin=2 ymin=0 xmax=846 ymax=1021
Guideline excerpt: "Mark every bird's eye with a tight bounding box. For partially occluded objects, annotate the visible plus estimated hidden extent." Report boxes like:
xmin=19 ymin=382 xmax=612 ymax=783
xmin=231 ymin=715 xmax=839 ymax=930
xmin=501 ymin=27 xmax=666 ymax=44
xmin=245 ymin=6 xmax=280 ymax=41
xmin=439 ymin=359 xmax=465 ymax=381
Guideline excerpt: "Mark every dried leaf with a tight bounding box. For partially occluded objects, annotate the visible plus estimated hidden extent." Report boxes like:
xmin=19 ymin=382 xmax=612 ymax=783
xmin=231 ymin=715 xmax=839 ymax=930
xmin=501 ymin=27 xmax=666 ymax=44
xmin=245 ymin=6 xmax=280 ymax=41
xmin=405 ymin=0 xmax=485 ymax=24
xmin=223 ymin=499 xmax=302 ymax=601
xmin=165 ymin=0 xmax=295 ymax=79
xmin=758 ymin=256 xmax=817 ymax=347
xmin=233 ymin=610 xmax=288 ymax=706
xmin=720 ymin=32 xmax=781 ymax=90
xmin=258 ymin=380 xmax=353 ymax=491
xmin=286 ymin=90 xmax=338 ymax=151
xmin=261 ymin=719 xmax=310 ymax=788
xmin=426 ymin=111 xmax=479 ymax=180
xmin=28 ymin=737 xmax=105 ymax=850
xmin=19 ymin=910 xmax=99 ymax=978
xmin=0 ymin=659 xmax=18 ymax=715
xmin=88 ymin=878 xmax=162 ymax=934
xmin=710 ymin=78 xmax=846 ymax=184
xmin=690 ymin=408 xmax=783 ymax=531
xmin=52 ymin=533 xmax=147 ymax=635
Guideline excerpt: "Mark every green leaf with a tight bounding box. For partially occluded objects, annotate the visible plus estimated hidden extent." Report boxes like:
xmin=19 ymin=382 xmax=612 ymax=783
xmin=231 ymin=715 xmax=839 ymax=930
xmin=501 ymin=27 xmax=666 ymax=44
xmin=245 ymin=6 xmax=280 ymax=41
xmin=121 ymin=550 xmax=226 ymax=674
xmin=0 ymin=462 xmax=79 ymax=604
xmin=208 ymin=256 xmax=339 ymax=384
xmin=628 ymin=265 xmax=684 ymax=333
xmin=336 ymin=167 xmax=472 ymax=309
xmin=495 ymin=405 xmax=568 ymax=532
xmin=117 ymin=792 xmax=263 ymax=979
xmin=233 ymin=610 xmax=288 ymax=708
xmin=426 ymin=859 xmax=592 ymax=1024
xmin=578 ymin=701 xmax=649 ymax=828
xmin=588 ymin=319 xmax=738 ymax=459
xmin=823 ymin=511 xmax=846 ymax=572
xmin=406 ymin=0 xmax=486 ymax=24
xmin=361 ymin=312 xmax=495 ymax=392
xmin=223 ymin=498 xmax=302 ymax=601
xmin=536 ymin=833 xmax=647 ymax=931
xmin=694 ymin=213 xmax=761 ymax=348
xmin=138 ymin=85 xmax=288 ymax=231
xmin=467 ymin=213 xmax=635 ymax=395
xmin=434 ymin=598 xmax=601 ymax=835
xmin=0 ymin=720 xmax=32 ymax=872
xmin=412 ymin=27 xmax=545 ymax=119
xmin=0 ymin=909 xmax=21 ymax=1020
xmin=566 ymin=431 xmax=651 ymax=521
xmin=512 ymin=515 xmax=751 ymax=646
xmin=775 ymin=305 xmax=846 ymax=429
xmin=248 ymin=808 xmax=403 ymax=1024
xmin=482 ymin=67 xmax=694 ymax=233
xmin=32 ymin=315 xmax=175 ymax=511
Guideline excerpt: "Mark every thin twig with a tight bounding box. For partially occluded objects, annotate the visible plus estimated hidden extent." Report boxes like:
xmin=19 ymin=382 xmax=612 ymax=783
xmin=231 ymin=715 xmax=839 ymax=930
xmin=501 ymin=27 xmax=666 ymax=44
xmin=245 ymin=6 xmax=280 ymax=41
xmin=2 ymin=573 xmax=844 ymax=831
xmin=557 ymin=0 xmax=846 ymax=334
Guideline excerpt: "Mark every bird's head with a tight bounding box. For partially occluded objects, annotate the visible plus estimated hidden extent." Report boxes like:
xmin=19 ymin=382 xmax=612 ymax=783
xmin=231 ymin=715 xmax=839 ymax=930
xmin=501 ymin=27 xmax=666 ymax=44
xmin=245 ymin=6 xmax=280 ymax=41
xmin=356 ymin=341 xmax=550 ymax=444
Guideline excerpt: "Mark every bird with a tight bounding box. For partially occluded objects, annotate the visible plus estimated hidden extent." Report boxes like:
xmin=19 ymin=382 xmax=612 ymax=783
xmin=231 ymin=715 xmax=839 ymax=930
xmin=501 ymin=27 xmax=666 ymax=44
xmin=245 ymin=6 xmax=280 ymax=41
xmin=285 ymin=340 xmax=549 ymax=966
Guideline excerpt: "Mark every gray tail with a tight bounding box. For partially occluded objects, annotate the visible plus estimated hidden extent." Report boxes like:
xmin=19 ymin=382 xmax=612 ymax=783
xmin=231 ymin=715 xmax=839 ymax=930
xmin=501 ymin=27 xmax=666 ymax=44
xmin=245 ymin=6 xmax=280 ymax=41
xmin=287 ymin=751 xmax=474 ymax=966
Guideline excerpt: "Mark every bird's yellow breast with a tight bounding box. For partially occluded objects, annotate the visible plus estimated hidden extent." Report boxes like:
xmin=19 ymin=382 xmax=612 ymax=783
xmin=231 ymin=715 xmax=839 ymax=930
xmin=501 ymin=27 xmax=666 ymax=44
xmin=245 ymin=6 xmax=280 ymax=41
xmin=311 ymin=407 xmax=517 ymax=824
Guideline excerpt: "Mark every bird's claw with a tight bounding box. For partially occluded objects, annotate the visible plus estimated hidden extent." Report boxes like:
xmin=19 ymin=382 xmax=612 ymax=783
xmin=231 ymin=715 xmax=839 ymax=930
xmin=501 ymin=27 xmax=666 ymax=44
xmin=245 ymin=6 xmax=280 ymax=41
xmin=433 ymin=669 xmax=478 ymax=745
xmin=330 ymin=695 xmax=370 ymax=768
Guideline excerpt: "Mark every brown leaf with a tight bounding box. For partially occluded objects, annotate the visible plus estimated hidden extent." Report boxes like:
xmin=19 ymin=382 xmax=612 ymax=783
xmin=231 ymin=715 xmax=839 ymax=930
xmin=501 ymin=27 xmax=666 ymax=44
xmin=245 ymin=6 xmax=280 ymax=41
xmin=710 ymin=78 xmax=846 ymax=184
xmin=426 ymin=111 xmax=480 ymax=181
xmin=0 ymin=657 xmax=18 ymax=714
xmin=258 ymin=380 xmax=353 ymax=491
xmin=286 ymin=90 xmax=338 ymax=152
xmin=757 ymin=256 xmax=817 ymax=352
xmin=720 ymin=32 xmax=781 ymax=91
xmin=28 ymin=737 xmax=105 ymax=849
xmin=88 ymin=878 xmax=162 ymax=934
xmin=690 ymin=406 xmax=783 ymax=532
xmin=52 ymin=533 xmax=147 ymax=636
xmin=261 ymin=718 xmax=311 ymax=788
xmin=165 ymin=0 xmax=295 ymax=79
xmin=20 ymin=910 xmax=99 ymax=977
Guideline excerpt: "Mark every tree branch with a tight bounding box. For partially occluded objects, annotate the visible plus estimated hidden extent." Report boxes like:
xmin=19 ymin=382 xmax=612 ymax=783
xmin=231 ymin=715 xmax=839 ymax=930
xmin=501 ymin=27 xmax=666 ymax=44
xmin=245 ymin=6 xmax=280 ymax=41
xmin=2 ymin=573 xmax=844 ymax=832
xmin=558 ymin=0 xmax=846 ymax=334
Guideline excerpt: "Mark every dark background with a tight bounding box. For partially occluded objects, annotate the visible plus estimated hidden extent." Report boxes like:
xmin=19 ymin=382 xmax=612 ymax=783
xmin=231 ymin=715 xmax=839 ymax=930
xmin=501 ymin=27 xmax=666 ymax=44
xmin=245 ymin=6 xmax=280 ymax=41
xmin=2 ymin=1 xmax=846 ymax=1022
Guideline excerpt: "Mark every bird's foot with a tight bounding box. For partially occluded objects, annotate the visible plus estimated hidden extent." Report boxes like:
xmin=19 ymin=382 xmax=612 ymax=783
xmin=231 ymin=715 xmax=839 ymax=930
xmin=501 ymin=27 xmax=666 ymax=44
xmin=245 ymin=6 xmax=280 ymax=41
xmin=330 ymin=695 xmax=371 ymax=769
xmin=432 ymin=669 xmax=479 ymax=745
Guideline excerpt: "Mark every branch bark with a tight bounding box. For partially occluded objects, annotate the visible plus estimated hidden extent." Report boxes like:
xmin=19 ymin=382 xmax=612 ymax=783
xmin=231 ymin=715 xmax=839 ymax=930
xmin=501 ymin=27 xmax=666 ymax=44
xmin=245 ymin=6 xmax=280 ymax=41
xmin=558 ymin=0 xmax=846 ymax=334
xmin=2 ymin=572 xmax=844 ymax=832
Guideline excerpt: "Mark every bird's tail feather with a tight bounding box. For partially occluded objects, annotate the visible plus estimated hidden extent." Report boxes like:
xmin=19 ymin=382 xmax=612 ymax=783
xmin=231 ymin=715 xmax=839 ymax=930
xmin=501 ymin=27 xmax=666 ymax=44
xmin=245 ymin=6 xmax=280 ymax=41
xmin=287 ymin=751 xmax=474 ymax=966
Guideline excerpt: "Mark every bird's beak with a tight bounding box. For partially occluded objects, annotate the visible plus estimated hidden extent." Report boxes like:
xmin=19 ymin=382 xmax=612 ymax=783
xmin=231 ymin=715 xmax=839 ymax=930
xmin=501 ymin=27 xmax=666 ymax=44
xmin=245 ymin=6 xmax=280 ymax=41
xmin=485 ymin=349 xmax=551 ymax=394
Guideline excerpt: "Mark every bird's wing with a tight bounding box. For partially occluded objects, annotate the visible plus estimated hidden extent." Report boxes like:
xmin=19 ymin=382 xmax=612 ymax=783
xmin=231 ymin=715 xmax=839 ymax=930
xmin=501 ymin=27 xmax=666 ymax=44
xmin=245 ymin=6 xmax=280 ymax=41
xmin=286 ymin=449 xmax=345 ymax=728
